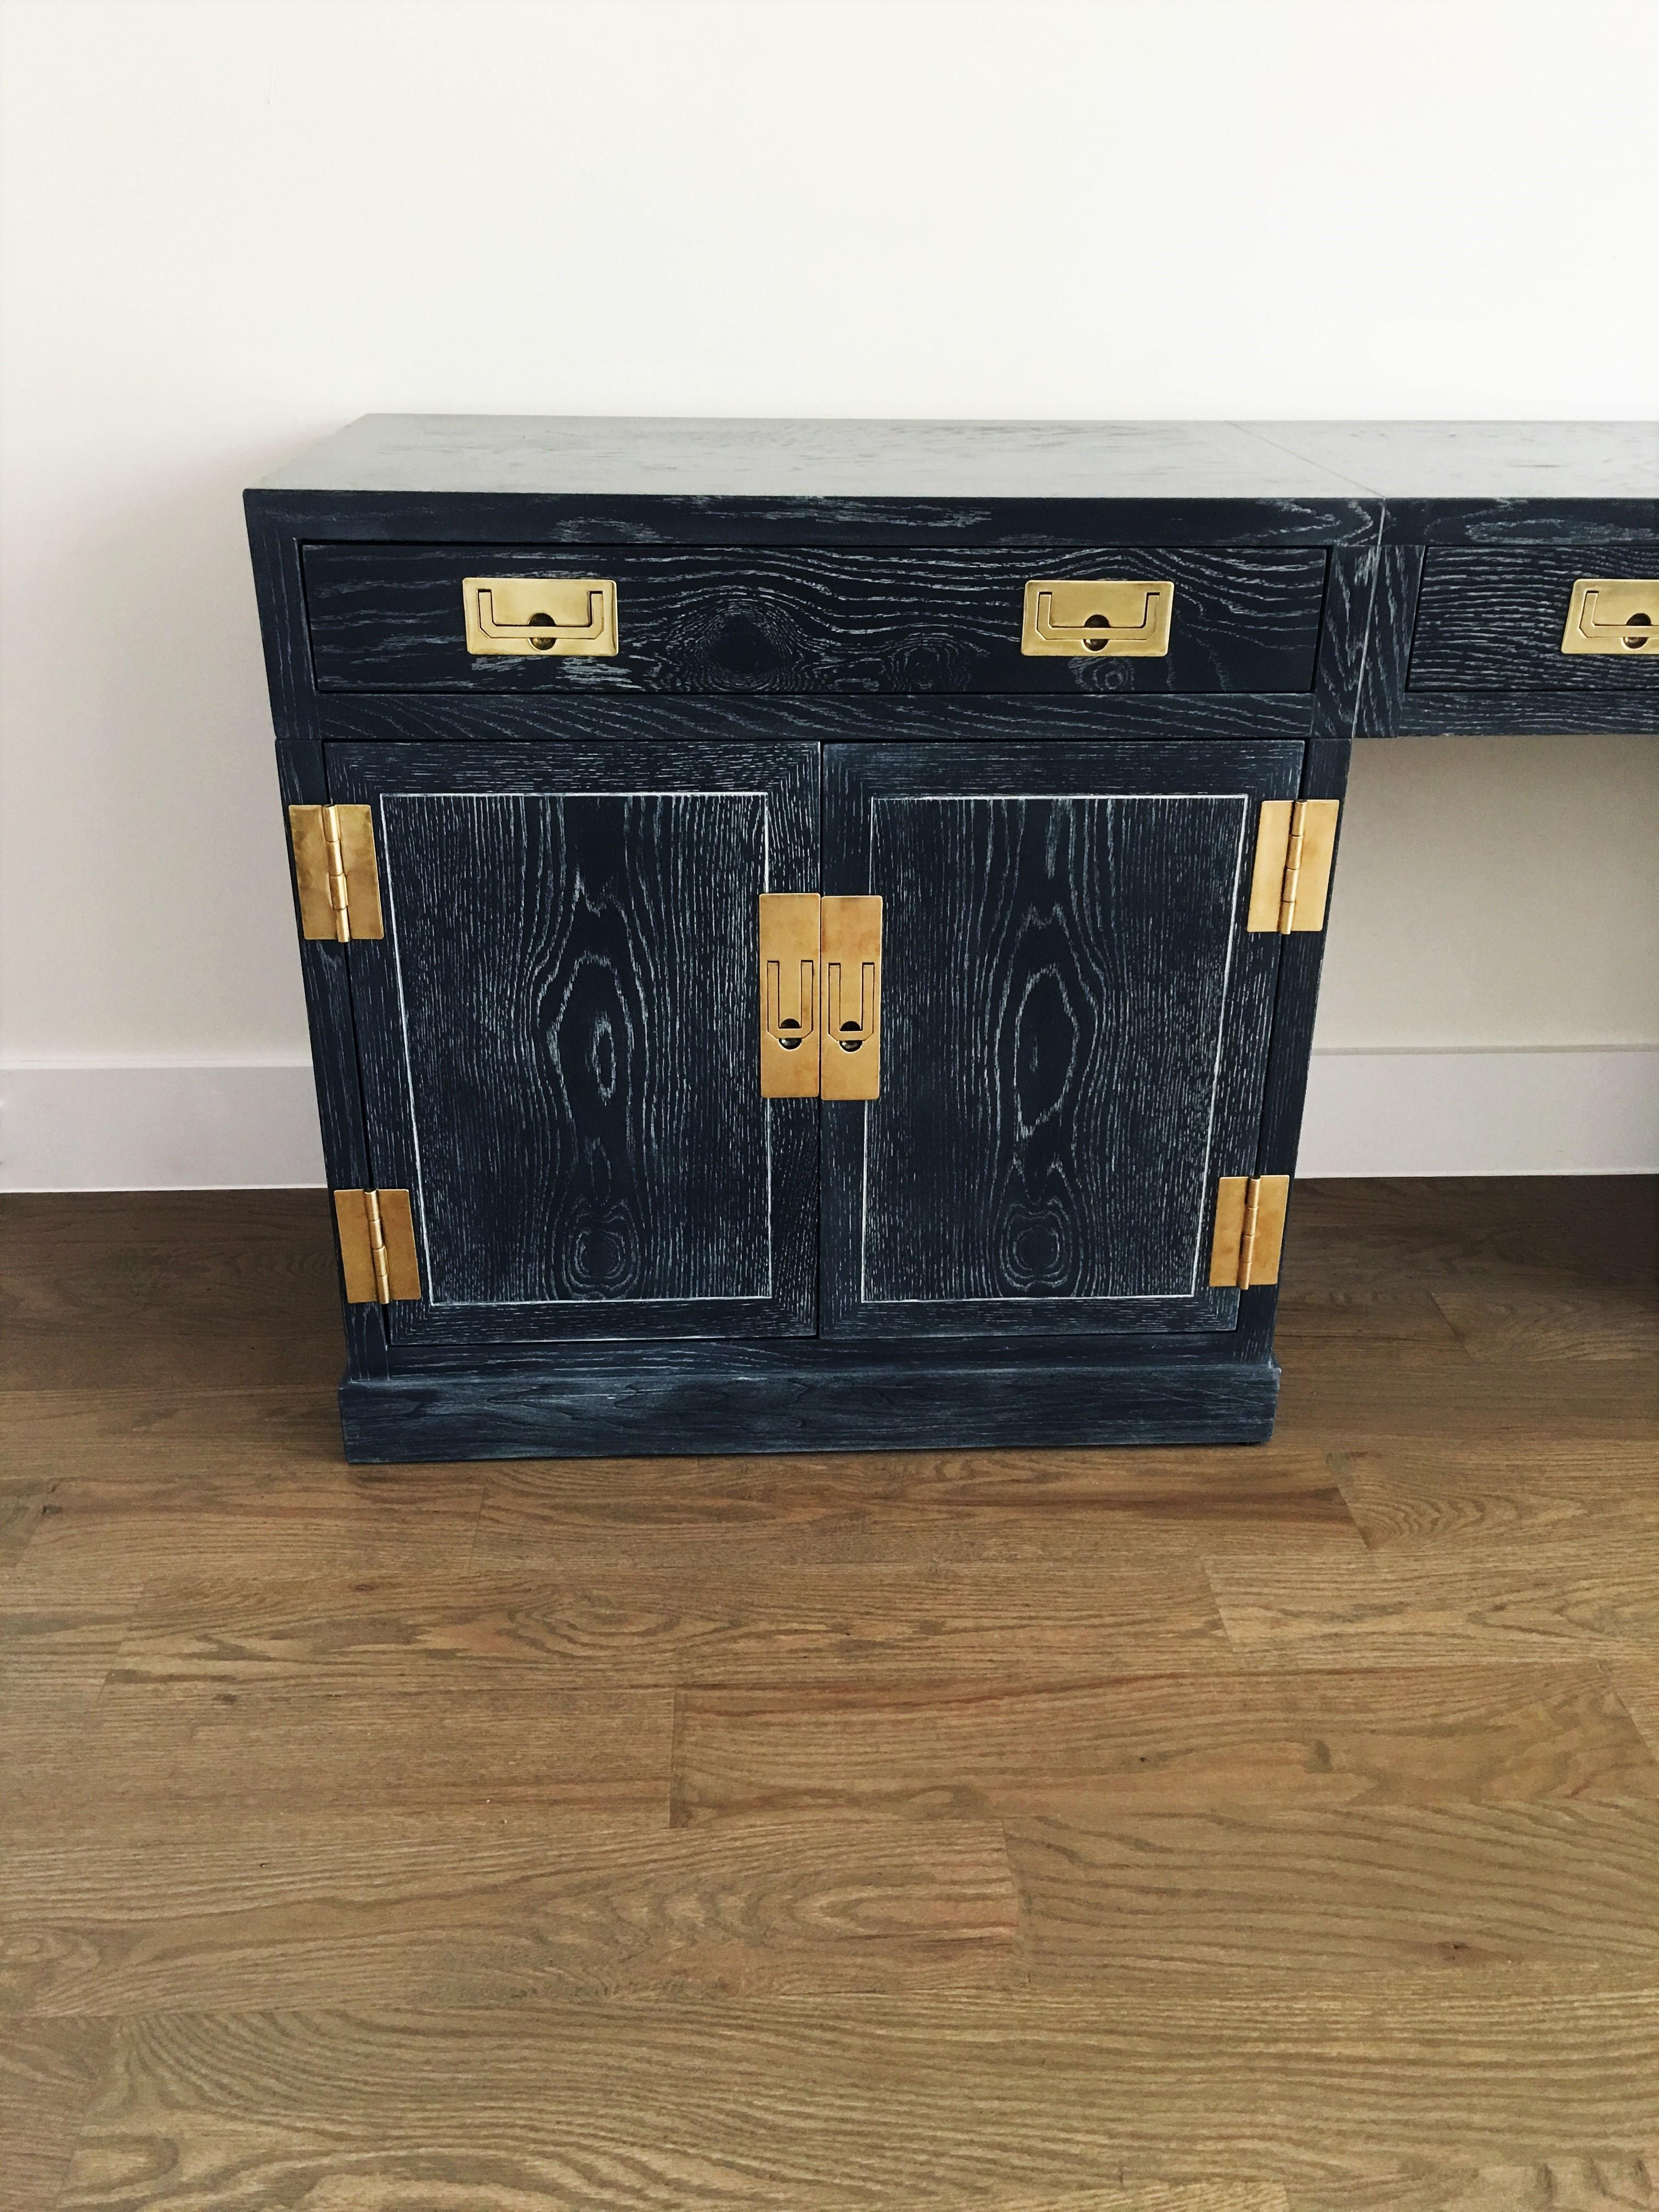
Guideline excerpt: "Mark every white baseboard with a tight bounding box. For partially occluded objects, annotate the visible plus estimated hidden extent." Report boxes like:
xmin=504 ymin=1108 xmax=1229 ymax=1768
xmin=1 ymin=1050 xmax=1654 ymax=1190
xmin=1295 ymin=1046 xmax=1659 ymax=1176
xmin=0 ymin=1064 xmax=326 ymax=1191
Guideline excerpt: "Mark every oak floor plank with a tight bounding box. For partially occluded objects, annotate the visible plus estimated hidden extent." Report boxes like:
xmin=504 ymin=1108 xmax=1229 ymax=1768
xmin=1206 ymin=1547 xmax=1659 ymax=1666
xmin=1285 ymin=2152 xmax=1658 ymax=2209
xmin=0 ymin=1812 xmax=1017 ymax=2017
xmin=106 ymin=1562 xmax=1235 ymax=1691
xmin=0 ymin=1480 xmax=52 ymax=1573
xmin=0 ymin=1192 xmax=341 ymax=1395
xmin=1329 ymin=1443 xmax=1659 ymax=1553
xmin=1431 ymin=1289 xmax=1659 ymax=1365
xmin=672 ymin=1664 xmax=1659 ymax=1823
xmin=2 ymin=1686 xmax=675 ymax=1840
xmin=472 ymin=1446 xmax=1367 ymax=1574
xmin=0 ymin=2018 xmax=112 ymax=2212
xmin=54 ymin=1993 xmax=1659 ymax=2209
xmin=1612 ymin=1655 xmax=1659 ymax=1759
xmin=1009 ymin=1802 xmax=1659 ymax=1989
xmin=0 ymin=1605 xmax=131 ymax=1701
xmin=1284 ymin=1178 xmax=1658 ymax=1298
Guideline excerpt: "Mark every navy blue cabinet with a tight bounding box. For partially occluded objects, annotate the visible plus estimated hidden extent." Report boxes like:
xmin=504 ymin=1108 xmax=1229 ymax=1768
xmin=246 ymin=416 xmax=1655 ymax=1462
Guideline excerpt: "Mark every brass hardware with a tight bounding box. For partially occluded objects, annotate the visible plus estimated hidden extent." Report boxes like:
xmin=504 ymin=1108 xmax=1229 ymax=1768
xmin=1561 ymin=577 xmax=1659 ymax=656
xmin=759 ymin=894 xmax=821 ymax=1098
xmin=1209 ymin=1175 xmax=1290 ymax=1289
xmin=1246 ymin=799 xmax=1339 ymax=934
xmin=1020 ymin=578 xmax=1174 ymax=658
xmin=820 ymin=896 xmax=882 ymax=1101
xmin=461 ymin=576 xmax=618 ymax=656
xmin=289 ymin=805 xmax=383 ymax=941
xmin=334 ymin=1189 xmax=422 ymax=1304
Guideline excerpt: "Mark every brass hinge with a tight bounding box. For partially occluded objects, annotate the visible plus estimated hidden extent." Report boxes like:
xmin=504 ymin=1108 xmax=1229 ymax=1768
xmin=289 ymin=805 xmax=383 ymax=942
xmin=1246 ymin=800 xmax=1340 ymax=934
xmin=758 ymin=894 xmax=882 ymax=1099
xmin=333 ymin=1189 xmax=422 ymax=1304
xmin=1209 ymin=1175 xmax=1290 ymax=1289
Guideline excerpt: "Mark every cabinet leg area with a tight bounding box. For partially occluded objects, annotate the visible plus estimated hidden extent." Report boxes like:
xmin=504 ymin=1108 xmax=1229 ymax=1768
xmin=338 ymin=1350 xmax=1280 ymax=1463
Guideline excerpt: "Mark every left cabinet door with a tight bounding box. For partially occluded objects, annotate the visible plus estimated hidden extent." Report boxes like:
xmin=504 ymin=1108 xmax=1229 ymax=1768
xmin=325 ymin=737 xmax=819 ymax=1345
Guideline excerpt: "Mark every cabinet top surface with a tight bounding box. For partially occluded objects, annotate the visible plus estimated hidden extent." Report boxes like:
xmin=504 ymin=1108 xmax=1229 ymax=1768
xmin=255 ymin=415 xmax=1659 ymax=503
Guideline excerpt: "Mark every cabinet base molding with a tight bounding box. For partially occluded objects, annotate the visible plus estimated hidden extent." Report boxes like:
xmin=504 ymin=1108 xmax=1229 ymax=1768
xmin=338 ymin=1352 xmax=1280 ymax=1464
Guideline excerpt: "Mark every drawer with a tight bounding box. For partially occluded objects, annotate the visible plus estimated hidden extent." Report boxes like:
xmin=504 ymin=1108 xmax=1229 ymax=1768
xmin=303 ymin=543 xmax=1328 ymax=695
xmin=1409 ymin=545 xmax=1659 ymax=691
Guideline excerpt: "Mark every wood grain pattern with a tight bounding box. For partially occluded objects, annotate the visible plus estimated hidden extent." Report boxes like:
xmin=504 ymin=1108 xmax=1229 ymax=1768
xmin=0 ymin=1813 xmax=1017 ymax=2016
xmin=1009 ymin=1801 xmax=1659 ymax=1988
xmin=822 ymin=740 xmax=1296 ymax=1339
xmin=7 ymin=1178 xmax=1658 ymax=2207
xmin=864 ymin=793 xmax=1246 ymax=1301
xmin=0 ymin=2021 xmax=110 ymax=2212
xmin=1330 ymin=1442 xmax=1659 ymax=1552
xmin=303 ymin=541 xmax=1330 ymax=696
xmin=0 ymin=1193 xmax=340 ymax=1394
xmin=102 ymin=1562 xmax=1234 ymax=1691
xmin=1409 ymin=544 xmax=1659 ymax=691
xmin=1286 ymin=2154 xmax=1657 ymax=2210
xmin=671 ymin=1665 xmax=1657 ymax=1824
xmin=469 ymin=1444 xmax=1362 ymax=1573
xmin=332 ymin=737 xmax=819 ymax=1345
xmin=54 ymin=1991 xmax=1659 ymax=2208
xmin=1206 ymin=1548 xmax=1659 ymax=1666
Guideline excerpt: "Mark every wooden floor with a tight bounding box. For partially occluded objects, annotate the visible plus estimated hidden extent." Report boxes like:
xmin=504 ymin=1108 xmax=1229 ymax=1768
xmin=2 ymin=1178 xmax=1656 ymax=2212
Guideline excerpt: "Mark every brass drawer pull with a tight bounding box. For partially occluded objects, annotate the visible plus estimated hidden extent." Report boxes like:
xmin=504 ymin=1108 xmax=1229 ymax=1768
xmin=462 ymin=576 xmax=618 ymax=656
xmin=1020 ymin=578 xmax=1173 ymax=658
xmin=1561 ymin=577 xmax=1658 ymax=656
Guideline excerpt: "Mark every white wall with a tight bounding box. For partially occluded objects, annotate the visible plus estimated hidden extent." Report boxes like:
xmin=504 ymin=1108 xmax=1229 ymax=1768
xmin=1 ymin=0 xmax=1655 ymax=1186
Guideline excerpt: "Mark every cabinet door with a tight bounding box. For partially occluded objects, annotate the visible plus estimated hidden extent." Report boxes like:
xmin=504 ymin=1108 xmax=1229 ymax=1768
xmin=329 ymin=739 xmax=817 ymax=1344
xmin=821 ymin=741 xmax=1302 ymax=1339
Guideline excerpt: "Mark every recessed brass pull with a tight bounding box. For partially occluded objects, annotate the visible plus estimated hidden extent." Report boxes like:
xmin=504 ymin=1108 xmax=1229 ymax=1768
xmin=821 ymin=896 xmax=882 ymax=1101
xmin=1561 ymin=577 xmax=1659 ymax=656
xmin=759 ymin=894 xmax=821 ymax=1098
xmin=461 ymin=576 xmax=618 ymax=656
xmin=1020 ymin=579 xmax=1173 ymax=658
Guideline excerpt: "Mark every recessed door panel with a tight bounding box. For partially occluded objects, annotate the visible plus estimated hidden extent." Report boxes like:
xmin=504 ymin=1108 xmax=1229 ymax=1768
xmin=821 ymin=741 xmax=1303 ymax=1338
xmin=329 ymin=737 xmax=817 ymax=1344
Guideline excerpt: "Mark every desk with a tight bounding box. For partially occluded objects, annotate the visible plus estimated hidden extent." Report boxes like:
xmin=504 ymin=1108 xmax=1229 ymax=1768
xmin=246 ymin=419 xmax=1656 ymax=1461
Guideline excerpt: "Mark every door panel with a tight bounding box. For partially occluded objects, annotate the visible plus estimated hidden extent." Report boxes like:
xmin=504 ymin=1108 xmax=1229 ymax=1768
xmin=821 ymin=741 xmax=1302 ymax=1339
xmin=329 ymin=738 xmax=817 ymax=1343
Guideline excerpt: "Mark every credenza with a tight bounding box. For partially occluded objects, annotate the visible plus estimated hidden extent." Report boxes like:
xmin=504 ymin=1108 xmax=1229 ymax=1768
xmin=246 ymin=418 xmax=1657 ymax=1462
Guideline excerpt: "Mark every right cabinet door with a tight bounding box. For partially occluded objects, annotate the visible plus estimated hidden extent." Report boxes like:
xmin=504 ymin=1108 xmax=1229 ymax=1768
xmin=822 ymin=740 xmax=1305 ymax=1339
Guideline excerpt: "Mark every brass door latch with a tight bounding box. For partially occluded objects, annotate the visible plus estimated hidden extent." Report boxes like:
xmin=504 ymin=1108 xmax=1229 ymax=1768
xmin=461 ymin=577 xmax=619 ymax=656
xmin=1020 ymin=579 xmax=1174 ymax=657
xmin=758 ymin=894 xmax=882 ymax=1098
xmin=1561 ymin=578 xmax=1658 ymax=656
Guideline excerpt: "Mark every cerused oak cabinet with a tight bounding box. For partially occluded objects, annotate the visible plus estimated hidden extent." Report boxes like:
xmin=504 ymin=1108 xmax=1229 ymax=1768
xmin=246 ymin=417 xmax=1657 ymax=1463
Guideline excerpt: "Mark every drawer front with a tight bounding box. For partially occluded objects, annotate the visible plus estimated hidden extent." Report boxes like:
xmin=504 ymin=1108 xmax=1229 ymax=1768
xmin=1410 ymin=545 xmax=1659 ymax=691
xmin=304 ymin=543 xmax=1328 ymax=696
